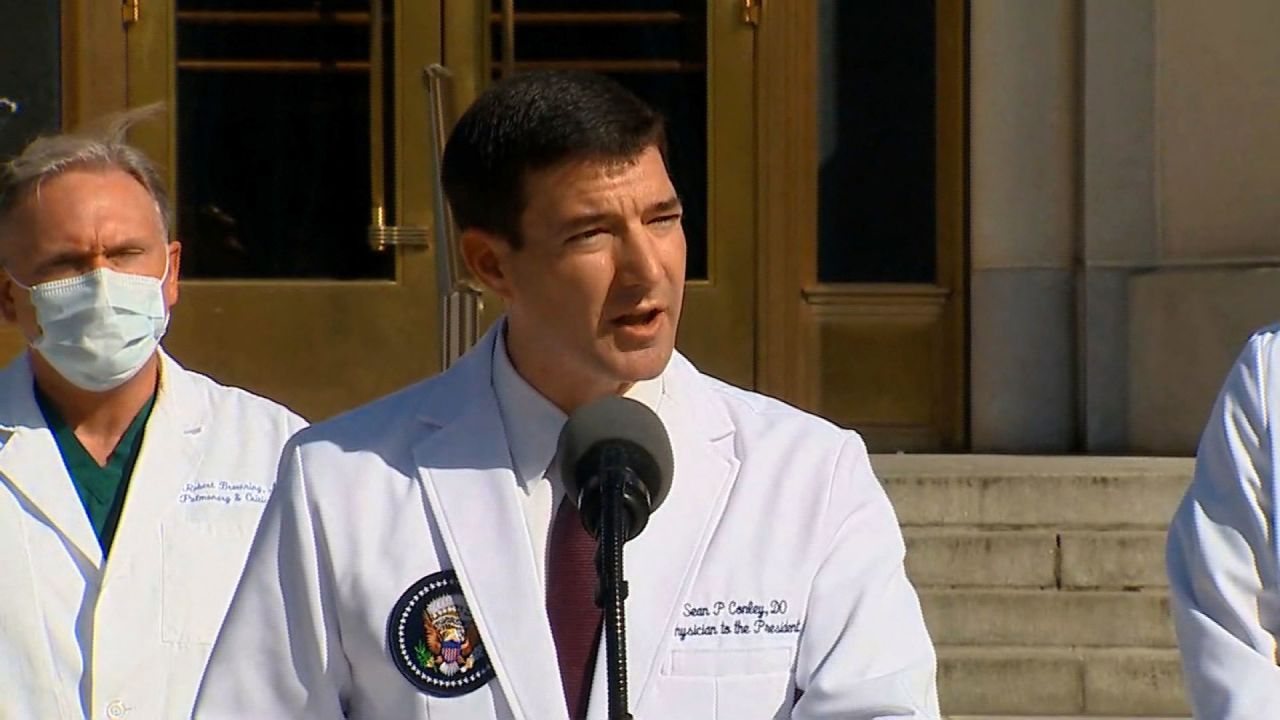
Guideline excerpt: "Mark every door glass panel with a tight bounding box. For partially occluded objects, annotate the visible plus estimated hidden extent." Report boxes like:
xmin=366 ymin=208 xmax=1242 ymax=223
xmin=489 ymin=1 xmax=708 ymax=280
xmin=175 ymin=1 xmax=393 ymax=280
xmin=818 ymin=0 xmax=936 ymax=283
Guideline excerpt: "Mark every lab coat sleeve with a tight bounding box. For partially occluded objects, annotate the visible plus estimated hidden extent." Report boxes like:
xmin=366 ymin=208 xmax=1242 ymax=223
xmin=792 ymin=436 xmax=941 ymax=719
xmin=1167 ymin=337 xmax=1280 ymax=719
xmin=194 ymin=440 xmax=352 ymax=719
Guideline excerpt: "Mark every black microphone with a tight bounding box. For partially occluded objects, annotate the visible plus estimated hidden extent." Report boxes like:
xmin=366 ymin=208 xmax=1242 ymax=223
xmin=558 ymin=395 xmax=674 ymax=540
xmin=557 ymin=395 xmax=673 ymax=719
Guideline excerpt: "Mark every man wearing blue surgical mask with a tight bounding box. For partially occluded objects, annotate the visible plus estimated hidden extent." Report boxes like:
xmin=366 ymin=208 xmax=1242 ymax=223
xmin=0 ymin=110 xmax=306 ymax=720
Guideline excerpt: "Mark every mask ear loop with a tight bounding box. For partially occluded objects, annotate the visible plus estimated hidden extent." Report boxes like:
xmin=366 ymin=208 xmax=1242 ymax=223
xmin=2 ymin=268 xmax=43 ymax=345
xmin=3 ymin=267 xmax=32 ymax=292
xmin=158 ymin=245 xmax=172 ymax=285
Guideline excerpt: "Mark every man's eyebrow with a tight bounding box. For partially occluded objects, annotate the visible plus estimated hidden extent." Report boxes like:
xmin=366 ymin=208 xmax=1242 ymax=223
xmin=647 ymin=197 xmax=683 ymax=215
xmin=555 ymin=212 xmax=615 ymax=236
xmin=27 ymin=245 xmax=88 ymax=271
xmin=106 ymin=236 xmax=152 ymax=249
xmin=34 ymin=249 xmax=92 ymax=270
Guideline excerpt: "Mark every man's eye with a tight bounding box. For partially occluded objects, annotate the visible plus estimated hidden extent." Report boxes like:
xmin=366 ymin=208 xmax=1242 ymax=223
xmin=650 ymin=214 xmax=682 ymax=226
xmin=34 ymin=263 xmax=72 ymax=280
xmin=568 ymin=229 xmax=608 ymax=243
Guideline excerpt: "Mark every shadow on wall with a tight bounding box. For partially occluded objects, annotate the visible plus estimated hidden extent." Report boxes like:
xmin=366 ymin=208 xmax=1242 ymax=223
xmin=1129 ymin=267 xmax=1280 ymax=455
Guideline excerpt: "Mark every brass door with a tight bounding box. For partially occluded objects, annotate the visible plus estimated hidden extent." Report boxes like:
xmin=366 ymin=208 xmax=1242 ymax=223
xmin=123 ymin=0 xmax=443 ymax=420
xmin=757 ymin=0 xmax=968 ymax=451
xmin=43 ymin=1 xmax=756 ymax=420
xmin=444 ymin=0 xmax=758 ymax=389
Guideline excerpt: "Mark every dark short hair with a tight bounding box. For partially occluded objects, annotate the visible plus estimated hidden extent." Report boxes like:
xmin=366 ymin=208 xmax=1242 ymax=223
xmin=441 ymin=70 xmax=666 ymax=248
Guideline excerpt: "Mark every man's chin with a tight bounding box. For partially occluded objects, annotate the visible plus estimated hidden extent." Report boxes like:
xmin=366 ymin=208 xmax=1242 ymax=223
xmin=608 ymin=344 xmax=675 ymax=383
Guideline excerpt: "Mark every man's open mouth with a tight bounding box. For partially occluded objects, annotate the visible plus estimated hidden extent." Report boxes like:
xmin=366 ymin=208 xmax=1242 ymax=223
xmin=614 ymin=308 xmax=662 ymax=326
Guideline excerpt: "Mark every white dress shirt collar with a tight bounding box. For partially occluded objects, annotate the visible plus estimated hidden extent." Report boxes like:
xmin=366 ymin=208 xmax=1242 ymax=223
xmin=492 ymin=322 xmax=667 ymax=488
xmin=493 ymin=328 xmax=568 ymax=490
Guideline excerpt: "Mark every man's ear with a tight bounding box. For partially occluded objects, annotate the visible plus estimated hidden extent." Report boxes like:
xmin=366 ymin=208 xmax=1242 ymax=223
xmin=0 ymin=273 xmax=17 ymax=324
xmin=163 ymin=240 xmax=182 ymax=308
xmin=461 ymin=229 xmax=515 ymax=301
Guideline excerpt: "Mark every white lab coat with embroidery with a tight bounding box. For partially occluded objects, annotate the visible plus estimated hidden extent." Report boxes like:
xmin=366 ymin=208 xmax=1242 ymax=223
xmin=0 ymin=351 xmax=305 ymax=720
xmin=195 ymin=325 xmax=939 ymax=719
xmin=1168 ymin=325 xmax=1280 ymax=718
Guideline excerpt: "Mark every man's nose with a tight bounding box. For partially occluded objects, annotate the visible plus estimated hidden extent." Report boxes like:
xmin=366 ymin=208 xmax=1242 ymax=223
xmin=618 ymin=229 xmax=663 ymax=286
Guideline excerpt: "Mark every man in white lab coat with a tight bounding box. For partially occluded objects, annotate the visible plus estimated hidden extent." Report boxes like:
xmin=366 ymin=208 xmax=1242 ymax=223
xmin=1168 ymin=324 xmax=1280 ymax=718
xmin=197 ymin=70 xmax=939 ymax=719
xmin=0 ymin=114 xmax=306 ymax=719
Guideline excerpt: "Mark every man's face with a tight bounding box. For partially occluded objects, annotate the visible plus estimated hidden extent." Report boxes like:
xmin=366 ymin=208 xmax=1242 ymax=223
xmin=473 ymin=145 xmax=686 ymax=408
xmin=0 ymin=167 xmax=180 ymax=341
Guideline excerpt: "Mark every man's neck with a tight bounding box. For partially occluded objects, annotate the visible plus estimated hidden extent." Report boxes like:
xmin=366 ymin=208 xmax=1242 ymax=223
xmin=31 ymin=352 xmax=160 ymax=465
xmin=503 ymin=327 xmax=629 ymax=415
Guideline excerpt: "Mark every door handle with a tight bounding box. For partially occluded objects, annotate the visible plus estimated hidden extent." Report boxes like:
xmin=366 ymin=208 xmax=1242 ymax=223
xmin=499 ymin=0 xmax=516 ymax=77
xmin=422 ymin=65 xmax=480 ymax=296
xmin=424 ymin=64 xmax=484 ymax=368
xmin=368 ymin=0 xmax=429 ymax=250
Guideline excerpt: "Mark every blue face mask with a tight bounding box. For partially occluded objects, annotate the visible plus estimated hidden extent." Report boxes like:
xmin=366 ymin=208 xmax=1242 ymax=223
xmin=8 ymin=262 xmax=170 ymax=392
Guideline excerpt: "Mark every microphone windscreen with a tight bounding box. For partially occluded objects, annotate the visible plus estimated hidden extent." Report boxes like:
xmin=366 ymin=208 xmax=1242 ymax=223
xmin=558 ymin=396 xmax=673 ymax=514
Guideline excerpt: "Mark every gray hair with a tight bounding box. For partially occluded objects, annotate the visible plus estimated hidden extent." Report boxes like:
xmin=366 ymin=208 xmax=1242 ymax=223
xmin=0 ymin=104 xmax=172 ymax=241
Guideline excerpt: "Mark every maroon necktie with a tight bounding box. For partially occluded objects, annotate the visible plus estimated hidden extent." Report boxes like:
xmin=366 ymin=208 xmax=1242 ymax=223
xmin=546 ymin=497 xmax=602 ymax=719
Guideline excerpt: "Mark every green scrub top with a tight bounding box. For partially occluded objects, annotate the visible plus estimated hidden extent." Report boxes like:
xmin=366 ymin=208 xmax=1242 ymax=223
xmin=35 ymin=386 xmax=156 ymax=556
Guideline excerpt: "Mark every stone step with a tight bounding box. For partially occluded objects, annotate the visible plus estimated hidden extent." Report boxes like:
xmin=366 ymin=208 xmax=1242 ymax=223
xmin=904 ymin=529 xmax=1169 ymax=589
xmin=937 ymin=646 xmax=1188 ymax=717
xmin=867 ymin=456 xmax=1192 ymax=718
xmin=1059 ymin=531 xmax=1168 ymax=589
xmin=871 ymin=455 xmax=1193 ymax=528
xmin=920 ymin=590 xmax=1176 ymax=648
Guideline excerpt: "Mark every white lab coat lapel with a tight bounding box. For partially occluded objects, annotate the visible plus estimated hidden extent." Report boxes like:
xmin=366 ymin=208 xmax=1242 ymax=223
xmin=99 ymin=351 xmax=205 ymax=577
xmin=585 ymin=355 xmax=740 ymax=719
xmin=0 ymin=353 xmax=103 ymax=569
xmin=414 ymin=329 xmax=569 ymax=720
xmin=92 ymin=352 xmax=206 ymax=691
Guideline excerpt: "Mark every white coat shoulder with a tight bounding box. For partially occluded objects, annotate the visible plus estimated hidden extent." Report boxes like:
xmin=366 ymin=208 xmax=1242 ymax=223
xmin=701 ymin=371 xmax=852 ymax=448
xmin=165 ymin=356 xmax=308 ymax=434
xmin=1224 ymin=322 xmax=1280 ymax=419
xmin=271 ymin=371 xmax=465 ymax=513
xmin=695 ymin=368 xmax=881 ymax=518
xmin=290 ymin=375 xmax=437 ymax=450
xmin=282 ymin=373 xmax=445 ymax=476
xmin=1167 ymin=323 xmax=1280 ymax=718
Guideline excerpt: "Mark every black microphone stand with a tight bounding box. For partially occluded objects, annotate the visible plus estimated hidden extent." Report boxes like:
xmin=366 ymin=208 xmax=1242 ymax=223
xmin=595 ymin=447 xmax=634 ymax=720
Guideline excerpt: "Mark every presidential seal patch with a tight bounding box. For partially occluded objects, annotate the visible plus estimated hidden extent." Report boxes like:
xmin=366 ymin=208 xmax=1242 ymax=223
xmin=387 ymin=570 xmax=494 ymax=697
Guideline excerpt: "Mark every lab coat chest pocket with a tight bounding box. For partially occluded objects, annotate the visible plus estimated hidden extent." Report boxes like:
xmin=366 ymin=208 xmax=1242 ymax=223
xmin=161 ymin=521 xmax=252 ymax=644
xmin=663 ymin=648 xmax=793 ymax=719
